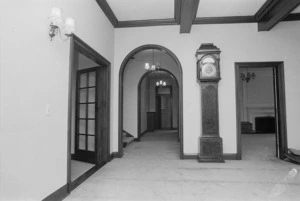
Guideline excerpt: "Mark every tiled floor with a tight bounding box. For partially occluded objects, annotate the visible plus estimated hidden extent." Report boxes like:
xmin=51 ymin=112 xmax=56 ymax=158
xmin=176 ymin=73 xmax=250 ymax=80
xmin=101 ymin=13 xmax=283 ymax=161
xmin=64 ymin=131 xmax=300 ymax=201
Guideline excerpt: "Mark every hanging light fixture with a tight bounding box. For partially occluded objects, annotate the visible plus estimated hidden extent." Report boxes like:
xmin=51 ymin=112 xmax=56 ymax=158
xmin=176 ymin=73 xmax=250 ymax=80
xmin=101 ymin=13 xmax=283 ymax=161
xmin=156 ymin=80 xmax=166 ymax=87
xmin=241 ymin=69 xmax=255 ymax=83
xmin=145 ymin=49 xmax=160 ymax=71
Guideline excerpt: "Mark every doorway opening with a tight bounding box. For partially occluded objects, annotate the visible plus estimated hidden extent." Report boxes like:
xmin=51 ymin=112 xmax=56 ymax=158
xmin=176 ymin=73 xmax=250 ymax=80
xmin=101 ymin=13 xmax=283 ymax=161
xmin=235 ymin=62 xmax=287 ymax=160
xmin=119 ymin=45 xmax=183 ymax=158
xmin=67 ymin=35 xmax=111 ymax=191
xmin=138 ymin=69 xmax=179 ymax=142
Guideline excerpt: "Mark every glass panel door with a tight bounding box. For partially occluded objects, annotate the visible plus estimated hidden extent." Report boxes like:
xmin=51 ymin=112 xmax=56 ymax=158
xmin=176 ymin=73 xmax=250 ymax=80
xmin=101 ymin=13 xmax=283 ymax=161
xmin=75 ymin=68 xmax=98 ymax=163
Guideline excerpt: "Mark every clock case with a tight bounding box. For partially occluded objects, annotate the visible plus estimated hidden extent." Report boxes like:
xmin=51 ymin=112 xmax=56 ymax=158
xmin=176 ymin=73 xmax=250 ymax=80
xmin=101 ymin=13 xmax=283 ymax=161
xmin=196 ymin=43 xmax=221 ymax=82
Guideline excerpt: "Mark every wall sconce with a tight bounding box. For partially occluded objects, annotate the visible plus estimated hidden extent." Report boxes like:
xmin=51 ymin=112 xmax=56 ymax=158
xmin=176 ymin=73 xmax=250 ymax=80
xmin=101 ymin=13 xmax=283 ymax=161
xmin=49 ymin=7 xmax=75 ymax=41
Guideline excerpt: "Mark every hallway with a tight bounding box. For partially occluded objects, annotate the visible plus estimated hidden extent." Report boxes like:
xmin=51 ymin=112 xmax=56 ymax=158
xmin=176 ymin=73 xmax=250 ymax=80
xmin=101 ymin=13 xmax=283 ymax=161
xmin=65 ymin=131 xmax=300 ymax=201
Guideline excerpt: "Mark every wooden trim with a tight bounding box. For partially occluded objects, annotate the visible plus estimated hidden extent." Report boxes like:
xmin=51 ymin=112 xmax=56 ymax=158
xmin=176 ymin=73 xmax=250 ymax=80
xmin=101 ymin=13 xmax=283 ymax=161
xmin=42 ymin=184 xmax=69 ymax=201
xmin=180 ymin=0 xmax=200 ymax=33
xmin=69 ymin=164 xmax=104 ymax=191
xmin=283 ymin=13 xmax=300 ymax=21
xmin=223 ymin=154 xmax=238 ymax=160
xmin=95 ymin=0 xmax=118 ymax=27
xmin=117 ymin=19 xmax=177 ymax=28
xmin=119 ymin=45 xmax=184 ymax=159
xmin=174 ymin=0 xmax=182 ymax=24
xmin=235 ymin=62 xmax=288 ymax=160
xmin=182 ymin=154 xmax=238 ymax=160
xmin=182 ymin=154 xmax=197 ymax=159
xmin=193 ymin=16 xmax=256 ymax=24
xmin=67 ymin=34 xmax=111 ymax=191
xmin=256 ymin=0 xmax=300 ymax=31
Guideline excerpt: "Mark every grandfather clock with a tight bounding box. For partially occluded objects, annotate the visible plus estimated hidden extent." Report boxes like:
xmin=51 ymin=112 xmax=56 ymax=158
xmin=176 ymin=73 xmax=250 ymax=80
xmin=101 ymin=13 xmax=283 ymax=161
xmin=196 ymin=43 xmax=224 ymax=163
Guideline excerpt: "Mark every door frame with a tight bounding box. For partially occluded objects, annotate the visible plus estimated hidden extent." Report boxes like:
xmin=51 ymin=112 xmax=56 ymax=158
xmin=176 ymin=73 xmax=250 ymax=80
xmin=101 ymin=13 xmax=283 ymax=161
xmin=119 ymin=44 xmax=184 ymax=159
xmin=67 ymin=34 xmax=111 ymax=191
xmin=235 ymin=62 xmax=287 ymax=160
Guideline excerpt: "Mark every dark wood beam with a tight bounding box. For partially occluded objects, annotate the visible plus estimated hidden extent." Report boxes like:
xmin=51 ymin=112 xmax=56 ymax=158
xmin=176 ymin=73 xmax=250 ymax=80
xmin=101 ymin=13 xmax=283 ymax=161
xmin=255 ymin=0 xmax=300 ymax=31
xmin=95 ymin=0 xmax=118 ymax=27
xmin=194 ymin=16 xmax=256 ymax=24
xmin=174 ymin=0 xmax=181 ymax=24
xmin=117 ymin=19 xmax=177 ymax=28
xmin=283 ymin=13 xmax=300 ymax=21
xmin=180 ymin=0 xmax=200 ymax=33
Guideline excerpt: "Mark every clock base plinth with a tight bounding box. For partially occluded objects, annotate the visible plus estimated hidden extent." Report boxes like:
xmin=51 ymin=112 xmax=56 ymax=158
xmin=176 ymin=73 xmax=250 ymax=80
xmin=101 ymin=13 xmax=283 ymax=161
xmin=197 ymin=136 xmax=224 ymax=163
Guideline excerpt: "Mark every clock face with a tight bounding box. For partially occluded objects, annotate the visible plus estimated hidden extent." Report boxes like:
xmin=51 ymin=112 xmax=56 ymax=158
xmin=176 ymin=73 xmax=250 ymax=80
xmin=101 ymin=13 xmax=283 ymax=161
xmin=200 ymin=56 xmax=217 ymax=78
xmin=202 ymin=63 xmax=217 ymax=77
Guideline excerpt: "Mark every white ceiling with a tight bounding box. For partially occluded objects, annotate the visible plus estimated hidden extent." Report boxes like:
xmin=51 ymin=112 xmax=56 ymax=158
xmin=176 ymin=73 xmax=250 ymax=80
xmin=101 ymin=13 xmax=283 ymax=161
xmin=292 ymin=5 xmax=300 ymax=13
xmin=197 ymin=0 xmax=267 ymax=17
xmin=107 ymin=0 xmax=174 ymax=21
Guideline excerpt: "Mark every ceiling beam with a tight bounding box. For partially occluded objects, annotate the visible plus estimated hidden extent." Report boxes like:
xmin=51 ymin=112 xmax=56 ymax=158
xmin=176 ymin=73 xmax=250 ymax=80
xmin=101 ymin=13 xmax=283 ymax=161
xmin=180 ymin=0 xmax=200 ymax=33
xmin=194 ymin=16 xmax=256 ymax=24
xmin=117 ymin=19 xmax=177 ymax=28
xmin=95 ymin=0 xmax=118 ymax=27
xmin=255 ymin=0 xmax=300 ymax=31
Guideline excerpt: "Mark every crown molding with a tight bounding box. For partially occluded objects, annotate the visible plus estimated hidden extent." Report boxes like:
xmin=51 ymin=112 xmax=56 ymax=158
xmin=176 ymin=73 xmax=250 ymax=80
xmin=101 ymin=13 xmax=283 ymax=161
xmin=193 ymin=16 xmax=256 ymax=24
xmin=117 ymin=19 xmax=177 ymax=28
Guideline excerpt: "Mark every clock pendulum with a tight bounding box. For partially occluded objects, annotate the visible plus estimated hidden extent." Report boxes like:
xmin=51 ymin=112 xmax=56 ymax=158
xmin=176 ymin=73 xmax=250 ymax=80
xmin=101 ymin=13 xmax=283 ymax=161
xmin=195 ymin=43 xmax=224 ymax=163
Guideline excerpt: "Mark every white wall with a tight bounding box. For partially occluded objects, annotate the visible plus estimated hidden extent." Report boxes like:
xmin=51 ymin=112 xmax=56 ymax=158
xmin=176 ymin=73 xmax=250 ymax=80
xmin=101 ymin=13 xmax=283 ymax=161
xmin=240 ymin=68 xmax=275 ymax=130
xmin=0 ymin=0 xmax=114 ymax=200
xmin=114 ymin=22 xmax=300 ymax=155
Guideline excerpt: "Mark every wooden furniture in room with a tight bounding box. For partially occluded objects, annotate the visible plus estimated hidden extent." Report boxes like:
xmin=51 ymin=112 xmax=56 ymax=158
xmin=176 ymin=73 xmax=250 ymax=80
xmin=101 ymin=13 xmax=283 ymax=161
xmin=255 ymin=116 xmax=275 ymax=133
xmin=196 ymin=43 xmax=224 ymax=163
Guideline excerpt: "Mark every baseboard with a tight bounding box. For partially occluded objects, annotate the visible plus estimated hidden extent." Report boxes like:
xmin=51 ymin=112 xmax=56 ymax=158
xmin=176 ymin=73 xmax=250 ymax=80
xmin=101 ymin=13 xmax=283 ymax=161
xmin=70 ymin=165 xmax=103 ymax=191
xmin=42 ymin=184 xmax=69 ymax=201
xmin=182 ymin=154 xmax=197 ymax=159
xmin=111 ymin=152 xmax=122 ymax=158
xmin=182 ymin=154 xmax=238 ymax=160
xmin=141 ymin=130 xmax=148 ymax=136
xmin=223 ymin=154 xmax=238 ymax=160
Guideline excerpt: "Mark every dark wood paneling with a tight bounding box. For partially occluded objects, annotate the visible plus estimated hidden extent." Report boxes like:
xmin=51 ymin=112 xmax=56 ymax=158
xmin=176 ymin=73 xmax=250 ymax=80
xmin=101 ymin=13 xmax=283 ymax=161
xmin=256 ymin=0 xmax=300 ymax=31
xmin=95 ymin=0 xmax=118 ymax=27
xmin=180 ymin=0 xmax=200 ymax=33
xmin=117 ymin=19 xmax=177 ymax=28
xmin=193 ymin=16 xmax=256 ymax=24
xmin=42 ymin=184 xmax=69 ymax=201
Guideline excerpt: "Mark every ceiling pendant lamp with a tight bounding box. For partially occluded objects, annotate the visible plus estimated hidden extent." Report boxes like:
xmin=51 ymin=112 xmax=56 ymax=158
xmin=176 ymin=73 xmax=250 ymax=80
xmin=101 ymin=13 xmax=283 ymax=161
xmin=145 ymin=49 xmax=160 ymax=71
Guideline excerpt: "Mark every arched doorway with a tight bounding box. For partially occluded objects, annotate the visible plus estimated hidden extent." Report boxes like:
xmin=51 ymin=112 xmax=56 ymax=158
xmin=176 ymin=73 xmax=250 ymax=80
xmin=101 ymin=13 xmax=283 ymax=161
xmin=119 ymin=45 xmax=183 ymax=158
xmin=138 ymin=69 xmax=180 ymax=141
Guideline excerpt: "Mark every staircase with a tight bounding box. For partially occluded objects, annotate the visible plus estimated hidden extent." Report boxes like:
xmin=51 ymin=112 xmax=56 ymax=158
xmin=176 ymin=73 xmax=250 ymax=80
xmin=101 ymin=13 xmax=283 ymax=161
xmin=123 ymin=130 xmax=135 ymax=147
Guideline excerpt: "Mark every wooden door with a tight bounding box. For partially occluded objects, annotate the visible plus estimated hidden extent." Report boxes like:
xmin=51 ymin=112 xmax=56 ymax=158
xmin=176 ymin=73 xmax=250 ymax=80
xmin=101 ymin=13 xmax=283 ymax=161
xmin=156 ymin=86 xmax=173 ymax=129
xmin=74 ymin=68 xmax=98 ymax=163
